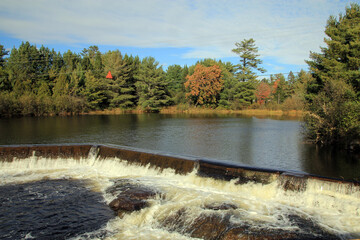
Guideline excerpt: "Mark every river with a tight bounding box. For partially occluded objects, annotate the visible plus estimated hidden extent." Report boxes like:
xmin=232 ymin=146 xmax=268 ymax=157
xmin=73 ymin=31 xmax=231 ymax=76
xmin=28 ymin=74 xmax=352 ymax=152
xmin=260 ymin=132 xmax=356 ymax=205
xmin=0 ymin=114 xmax=359 ymax=239
xmin=0 ymin=114 xmax=358 ymax=180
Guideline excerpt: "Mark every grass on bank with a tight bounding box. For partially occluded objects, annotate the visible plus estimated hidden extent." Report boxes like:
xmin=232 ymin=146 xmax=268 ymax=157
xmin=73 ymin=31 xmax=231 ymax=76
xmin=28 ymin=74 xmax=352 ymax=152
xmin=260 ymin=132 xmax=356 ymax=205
xmin=84 ymin=103 xmax=304 ymax=118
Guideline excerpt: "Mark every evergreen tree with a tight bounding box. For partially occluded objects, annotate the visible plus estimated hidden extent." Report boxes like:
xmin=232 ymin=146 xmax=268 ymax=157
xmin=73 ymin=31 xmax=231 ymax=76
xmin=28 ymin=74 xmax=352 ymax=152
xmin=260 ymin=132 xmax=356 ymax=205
xmin=0 ymin=44 xmax=8 ymax=66
xmin=102 ymin=51 xmax=138 ymax=109
xmin=291 ymin=70 xmax=314 ymax=101
xmin=48 ymin=50 xmax=64 ymax=88
xmin=135 ymin=57 xmax=172 ymax=112
xmin=93 ymin=51 xmax=104 ymax=79
xmin=52 ymin=68 xmax=69 ymax=97
xmin=7 ymin=42 xmax=40 ymax=96
xmin=35 ymin=46 xmax=59 ymax=95
xmin=306 ymin=3 xmax=360 ymax=99
xmin=36 ymin=80 xmax=53 ymax=115
xmin=181 ymin=65 xmax=189 ymax=82
xmin=218 ymin=62 xmax=237 ymax=109
xmin=69 ymin=63 xmax=85 ymax=97
xmin=305 ymin=3 xmax=360 ymax=146
xmin=166 ymin=64 xmax=187 ymax=104
xmin=232 ymin=38 xmax=266 ymax=82
xmin=219 ymin=76 xmax=237 ymax=108
xmin=63 ymin=50 xmax=79 ymax=72
xmin=37 ymin=46 xmax=52 ymax=80
xmin=0 ymin=44 xmax=10 ymax=91
xmin=271 ymin=73 xmax=289 ymax=104
xmin=38 ymin=80 xmax=52 ymax=98
xmin=166 ymin=64 xmax=184 ymax=94
xmin=233 ymin=80 xmax=257 ymax=108
xmin=83 ymin=70 xmax=107 ymax=110
xmin=231 ymin=39 xmax=266 ymax=107
xmin=287 ymin=71 xmax=296 ymax=94
xmin=80 ymin=46 xmax=108 ymax=109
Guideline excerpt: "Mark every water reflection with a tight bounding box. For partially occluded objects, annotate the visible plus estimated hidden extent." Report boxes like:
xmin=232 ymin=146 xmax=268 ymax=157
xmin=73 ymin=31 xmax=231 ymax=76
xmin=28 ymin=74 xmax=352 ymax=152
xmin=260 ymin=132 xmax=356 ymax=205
xmin=0 ymin=114 xmax=358 ymax=180
xmin=301 ymin=144 xmax=360 ymax=181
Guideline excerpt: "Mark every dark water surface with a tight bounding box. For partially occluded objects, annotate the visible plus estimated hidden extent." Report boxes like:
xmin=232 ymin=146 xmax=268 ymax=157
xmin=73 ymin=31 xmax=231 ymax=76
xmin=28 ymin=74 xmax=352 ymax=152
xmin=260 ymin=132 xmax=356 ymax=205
xmin=0 ymin=179 xmax=114 ymax=240
xmin=0 ymin=114 xmax=359 ymax=180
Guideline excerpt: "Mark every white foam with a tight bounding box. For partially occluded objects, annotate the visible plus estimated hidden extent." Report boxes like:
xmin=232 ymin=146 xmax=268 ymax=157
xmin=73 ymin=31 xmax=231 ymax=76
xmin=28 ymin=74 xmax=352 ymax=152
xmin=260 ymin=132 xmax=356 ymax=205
xmin=1 ymin=156 xmax=359 ymax=239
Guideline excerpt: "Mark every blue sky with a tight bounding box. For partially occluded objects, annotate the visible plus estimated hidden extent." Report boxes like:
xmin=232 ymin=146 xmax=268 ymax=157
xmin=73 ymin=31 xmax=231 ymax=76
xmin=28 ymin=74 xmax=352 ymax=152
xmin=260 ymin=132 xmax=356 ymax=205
xmin=0 ymin=0 xmax=358 ymax=76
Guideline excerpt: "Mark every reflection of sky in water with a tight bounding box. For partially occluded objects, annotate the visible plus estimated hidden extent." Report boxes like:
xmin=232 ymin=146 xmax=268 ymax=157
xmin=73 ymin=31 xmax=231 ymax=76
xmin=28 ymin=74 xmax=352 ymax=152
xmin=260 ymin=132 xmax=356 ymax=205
xmin=0 ymin=114 xmax=358 ymax=180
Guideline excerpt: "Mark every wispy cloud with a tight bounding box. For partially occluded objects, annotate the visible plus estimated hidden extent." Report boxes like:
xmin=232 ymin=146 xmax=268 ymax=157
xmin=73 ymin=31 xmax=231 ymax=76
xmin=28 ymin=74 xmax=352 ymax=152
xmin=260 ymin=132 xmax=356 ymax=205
xmin=0 ymin=0 xmax=356 ymax=66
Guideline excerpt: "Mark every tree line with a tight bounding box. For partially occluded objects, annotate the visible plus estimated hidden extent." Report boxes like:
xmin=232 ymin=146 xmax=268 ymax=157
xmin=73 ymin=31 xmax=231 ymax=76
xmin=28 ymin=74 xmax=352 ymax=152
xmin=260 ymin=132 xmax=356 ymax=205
xmin=0 ymin=3 xmax=359 ymax=148
xmin=0 ymin=39 xmax=308 ymax=116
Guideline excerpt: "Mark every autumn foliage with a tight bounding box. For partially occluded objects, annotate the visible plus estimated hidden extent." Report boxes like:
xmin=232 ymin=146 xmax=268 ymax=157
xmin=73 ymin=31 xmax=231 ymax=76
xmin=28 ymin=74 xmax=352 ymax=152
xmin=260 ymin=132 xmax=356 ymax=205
xmin=255 ymin=82 xmax=271 ymax=105
xmin=272 ymin=79 xmax=280 ymax=93
xmin=184 ymin=64 xmax=223 ymax=106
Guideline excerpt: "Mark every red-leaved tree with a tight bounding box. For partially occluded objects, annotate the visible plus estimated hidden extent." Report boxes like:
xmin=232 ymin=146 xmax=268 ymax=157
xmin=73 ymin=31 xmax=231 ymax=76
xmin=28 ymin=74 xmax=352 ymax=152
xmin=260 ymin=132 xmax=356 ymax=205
xmin=272 ymin=79 xmax=280 ymax=93
xmin=255 ymin=82 xmax=271 ymax=105
xmin=184 ymin=64 xmax=223 ymax=106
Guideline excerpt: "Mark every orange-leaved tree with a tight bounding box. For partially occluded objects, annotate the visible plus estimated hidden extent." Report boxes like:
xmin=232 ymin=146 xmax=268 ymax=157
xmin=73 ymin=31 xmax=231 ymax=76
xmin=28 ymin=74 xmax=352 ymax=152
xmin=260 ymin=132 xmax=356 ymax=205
xmin=255 ymin=82 xmax=271 ymax=105
xmin=184 ymin=64 xmax=223 ymax=106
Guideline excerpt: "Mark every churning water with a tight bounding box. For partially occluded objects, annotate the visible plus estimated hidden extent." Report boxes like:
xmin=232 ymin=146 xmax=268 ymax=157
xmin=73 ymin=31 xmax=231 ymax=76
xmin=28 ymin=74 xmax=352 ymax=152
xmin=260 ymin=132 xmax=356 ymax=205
xmin=0 ymin=153 xmax=359 ymax=239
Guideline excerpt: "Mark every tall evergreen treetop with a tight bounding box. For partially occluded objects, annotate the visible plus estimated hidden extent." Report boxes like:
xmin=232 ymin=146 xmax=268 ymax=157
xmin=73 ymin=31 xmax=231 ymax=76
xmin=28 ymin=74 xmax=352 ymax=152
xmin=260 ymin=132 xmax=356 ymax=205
xmin=0 ymin=44 xmax=10 ymax=91
xmin=232 ymin=38 xmax=266 ymax=82
xmin=135 ymin=57 xmax=172 ymax=112
xmin=304 ymin=3 xmax=360 ymax=146
xmin=306 ymin=3 xmax=360 ymax=98
xmin=166 ymin=64 xmax=184 ymax=94
xmin=102 ymin=50 xmax=138 ymax=108
xmin=0 ymin=44 xmax=8 ymax=67
xmin=7 ymin=42 xmax=41 ymax=95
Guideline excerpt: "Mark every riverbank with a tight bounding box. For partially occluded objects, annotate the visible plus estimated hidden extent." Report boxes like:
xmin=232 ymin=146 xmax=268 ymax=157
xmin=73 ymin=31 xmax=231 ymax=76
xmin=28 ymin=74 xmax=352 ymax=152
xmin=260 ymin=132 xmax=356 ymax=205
xmin=85 ymin=106 xmax=304 ymax=118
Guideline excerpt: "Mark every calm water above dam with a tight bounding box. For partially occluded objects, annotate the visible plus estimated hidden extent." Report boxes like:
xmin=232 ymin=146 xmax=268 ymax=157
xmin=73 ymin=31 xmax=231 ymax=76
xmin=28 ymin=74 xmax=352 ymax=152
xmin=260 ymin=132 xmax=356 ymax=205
xmin=0 ymin=113 xmax=359 ymax=180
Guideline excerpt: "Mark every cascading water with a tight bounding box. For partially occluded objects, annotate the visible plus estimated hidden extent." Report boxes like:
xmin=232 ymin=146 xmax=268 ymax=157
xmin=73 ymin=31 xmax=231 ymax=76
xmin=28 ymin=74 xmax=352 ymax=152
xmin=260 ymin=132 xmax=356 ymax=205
xmin=0 ymin=146 xmax=359 ymax=240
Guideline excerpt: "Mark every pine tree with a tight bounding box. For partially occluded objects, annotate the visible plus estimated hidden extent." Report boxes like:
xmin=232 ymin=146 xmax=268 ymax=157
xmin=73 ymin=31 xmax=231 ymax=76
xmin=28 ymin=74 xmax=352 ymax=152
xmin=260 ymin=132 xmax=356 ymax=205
xmin=83 ymin=70 xmax=107 ymax=110
xmin=231 ymin=39 xmax=266 ymax=107
xmin=63 ymin=50 xmax=79 ymax=72
xmin=7 ymin=42 xmax=40 ymax=96
xmin=166 ymin=64 xmax=188 ymax=104
xmin=304 ymin=3 xmax=360 ymax=146
xmin=102 ymin=51 xmax=138 ymax=109
xmin=135 ymin=57 xmax=172 ymax=112
xmin=233 ymin=80 xmax=256 ymax=108
xmin=287 ymin=71 xmax=296 ymax=94
xmin=232 ymin=38 xmax=266 ymax=82
xmin=69 ymin=64 xmax=85 ymax=97
xmin=306 ymin=3 xmax=360 ymax=98
xmin=219 ymin=76 xmax=237 ymax=108
xmin=52 ymin=68 xmax=69 ymax=97
xmin=0 ymin=44 xmax=10 ymax=91
xmin=217 ymin=62 xmax=238 ymax=109
xmin=271 ymin=73 xmax=289 ymax=104
xmin=166 ymin=64 xmax=184 ymax=94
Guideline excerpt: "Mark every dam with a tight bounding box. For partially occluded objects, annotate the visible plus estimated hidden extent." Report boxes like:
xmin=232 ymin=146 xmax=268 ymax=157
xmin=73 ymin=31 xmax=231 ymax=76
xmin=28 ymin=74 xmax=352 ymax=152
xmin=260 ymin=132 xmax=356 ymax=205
xmin=0 ymin=144 xmax=359 ymax=239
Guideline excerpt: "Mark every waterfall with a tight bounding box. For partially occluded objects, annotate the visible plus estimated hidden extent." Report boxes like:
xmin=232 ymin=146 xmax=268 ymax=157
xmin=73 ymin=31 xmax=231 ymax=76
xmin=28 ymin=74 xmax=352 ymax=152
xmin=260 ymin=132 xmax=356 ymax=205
xmin=0 ymin=144 xmax=359 ymax=239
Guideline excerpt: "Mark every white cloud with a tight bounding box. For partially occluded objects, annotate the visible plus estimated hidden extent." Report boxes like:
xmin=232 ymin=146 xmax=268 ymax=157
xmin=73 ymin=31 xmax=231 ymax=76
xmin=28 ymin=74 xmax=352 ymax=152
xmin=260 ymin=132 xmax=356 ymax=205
xmin=0 ymin=0 xmax=357 ymax=66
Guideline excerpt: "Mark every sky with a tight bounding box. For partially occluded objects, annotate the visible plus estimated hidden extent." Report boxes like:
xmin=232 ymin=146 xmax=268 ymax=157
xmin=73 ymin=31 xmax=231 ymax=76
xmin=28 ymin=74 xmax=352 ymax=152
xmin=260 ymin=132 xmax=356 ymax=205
xmin=0 ymin=0 xmax=358 ymax=77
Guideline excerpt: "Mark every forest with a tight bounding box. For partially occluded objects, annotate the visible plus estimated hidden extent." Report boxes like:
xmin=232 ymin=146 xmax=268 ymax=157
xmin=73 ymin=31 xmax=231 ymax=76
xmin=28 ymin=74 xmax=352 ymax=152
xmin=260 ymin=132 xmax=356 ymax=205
xmin=0 ymin=3 xmax=359 ymax=148
xmin=0 ymin=39 xmax=307 ymax=116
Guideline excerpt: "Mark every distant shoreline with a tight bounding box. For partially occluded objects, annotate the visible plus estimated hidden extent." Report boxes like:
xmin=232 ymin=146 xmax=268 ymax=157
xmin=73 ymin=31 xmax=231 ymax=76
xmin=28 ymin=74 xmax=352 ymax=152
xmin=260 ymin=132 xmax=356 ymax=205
xmin=0 ymin=106 xmax=304 ymax=119
xmin=84 ymin=107 xmax=304 ymax=118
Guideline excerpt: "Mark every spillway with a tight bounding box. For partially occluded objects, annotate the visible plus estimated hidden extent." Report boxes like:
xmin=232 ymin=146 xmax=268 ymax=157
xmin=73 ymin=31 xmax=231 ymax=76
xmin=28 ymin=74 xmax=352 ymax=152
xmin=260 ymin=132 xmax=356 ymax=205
xmin=0 ymin=144 xmax=359 ymax=239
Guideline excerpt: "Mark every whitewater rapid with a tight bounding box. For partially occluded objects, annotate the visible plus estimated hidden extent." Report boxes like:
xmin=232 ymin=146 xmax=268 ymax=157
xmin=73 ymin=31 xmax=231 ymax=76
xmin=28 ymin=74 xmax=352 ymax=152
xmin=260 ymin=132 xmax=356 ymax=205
xmin=0 ymin=153 xmax=359 ymax=239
